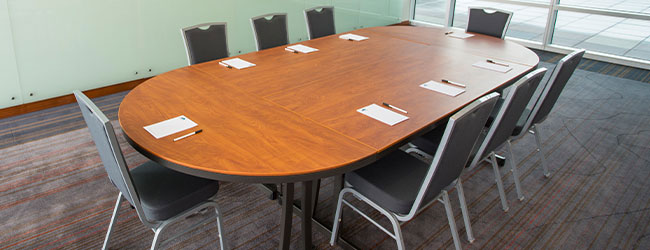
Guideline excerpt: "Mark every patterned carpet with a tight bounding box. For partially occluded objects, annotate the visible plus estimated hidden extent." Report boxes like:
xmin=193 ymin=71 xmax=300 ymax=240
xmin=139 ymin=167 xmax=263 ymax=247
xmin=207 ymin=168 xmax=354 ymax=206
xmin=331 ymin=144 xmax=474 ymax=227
xmin=1 ymin=55 xmax=649 ymax=249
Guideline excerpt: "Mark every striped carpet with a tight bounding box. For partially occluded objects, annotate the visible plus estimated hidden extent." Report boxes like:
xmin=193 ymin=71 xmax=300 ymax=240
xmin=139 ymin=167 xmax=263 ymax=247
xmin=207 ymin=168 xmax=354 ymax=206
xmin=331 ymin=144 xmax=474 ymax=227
xmin=1 ymin=57 xmax=649 ymax=249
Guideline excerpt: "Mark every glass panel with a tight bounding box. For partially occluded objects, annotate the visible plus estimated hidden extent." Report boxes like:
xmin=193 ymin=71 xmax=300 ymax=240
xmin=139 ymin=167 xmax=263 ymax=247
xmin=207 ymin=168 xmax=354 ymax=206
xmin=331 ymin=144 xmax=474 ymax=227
xmin=334 ymin=0 xmax=360 ymax=32
xmin=413 ymin=0 xmax=447 ymax=25
xmin=359 ymin=0 xmax=400 ymax=28
xmin=553 ymin=11 xmax=650 ymax=60
xmin=0 ymin=0 xmax=23 ymax=108
xmin=453 ymin=0 xmax=548 ymax=42
xmin=559 ymin=0 xmax=650 ymax=14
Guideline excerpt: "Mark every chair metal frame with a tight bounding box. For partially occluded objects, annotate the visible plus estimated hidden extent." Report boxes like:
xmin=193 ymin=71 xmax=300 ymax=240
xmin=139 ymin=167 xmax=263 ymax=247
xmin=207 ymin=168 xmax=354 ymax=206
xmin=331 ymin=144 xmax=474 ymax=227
xmin=467 ymin=7 xmax=513 ymax=39
xmin=511 ymin=49 xmax=586 ymax=182
xmin=330 ymin=93 xmax=500 ymax=250
xmin=73 ymin=90 xmax=227 ymax=250
xmin=467 ymin=68 xmax=548 ymax=213
xmin=303 ymin=6 xmax=335 ymax=40
xmin=250 ymin=13 xmax=289 ymax=51
xmin=181 ymin=22 xmax=229 ymax=66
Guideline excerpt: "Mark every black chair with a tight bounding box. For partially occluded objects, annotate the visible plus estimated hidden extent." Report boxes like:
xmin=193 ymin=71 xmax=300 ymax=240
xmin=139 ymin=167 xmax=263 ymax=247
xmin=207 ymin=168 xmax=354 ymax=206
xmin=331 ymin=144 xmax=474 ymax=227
xmin=73 ymin=90 xmax=227 ymax=250
xmin=408 ymin=68 xmax=546 ymax=243
xmin=304 ymin=6 xmax=335 ymax=39
xmin=466 ymin=7 xmax=513 ymax=39
xmin=250 ymin=13 xmax=289 ymax=51
xmin=330 ymin=93 xmax=500 ymax=250
xmin=510 ymin=49 xmax=585 ymax=182
xmin=181 ymin=22 xmax=229 ymax=65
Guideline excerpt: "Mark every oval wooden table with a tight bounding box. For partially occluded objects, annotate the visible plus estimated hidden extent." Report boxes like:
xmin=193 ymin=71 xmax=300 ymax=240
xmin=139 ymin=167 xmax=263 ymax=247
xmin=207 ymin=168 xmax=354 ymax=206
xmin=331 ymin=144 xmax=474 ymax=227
xmin=118 ymin=25 xmax=539 ymax=249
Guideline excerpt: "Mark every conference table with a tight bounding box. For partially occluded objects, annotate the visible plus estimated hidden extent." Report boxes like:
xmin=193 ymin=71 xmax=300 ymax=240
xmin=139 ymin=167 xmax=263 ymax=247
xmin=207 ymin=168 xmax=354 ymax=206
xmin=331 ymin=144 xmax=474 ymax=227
xmin=118 ymin=25 xmax=539 ymax=249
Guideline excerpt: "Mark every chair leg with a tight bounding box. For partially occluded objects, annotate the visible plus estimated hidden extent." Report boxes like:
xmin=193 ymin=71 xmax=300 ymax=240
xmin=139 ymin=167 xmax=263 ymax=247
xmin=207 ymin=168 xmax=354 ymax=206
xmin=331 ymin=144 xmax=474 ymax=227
xmin=490 ymin=152 xmax=510 ymax=212
xmin=214 ymin=204 xmax=228 ymax=250
xmin=506 ymin=140 xmax=525 ymax=201
xmin=387 ymin=213 xmax=405 ymax=250
xmin=442 ymin=191 xmax=462 ymax=250
xmin=531 ymin=125 xmax=551 ymax=178
xmin=102 ymin=193 xmax=124 ymax=250
xmin=456 ymin=180 xmax=475 ymax=243
xmin=329 ymin=189 xmax=345 ymax=246
xmin=150 ymin=227 xmax=164 ymax=250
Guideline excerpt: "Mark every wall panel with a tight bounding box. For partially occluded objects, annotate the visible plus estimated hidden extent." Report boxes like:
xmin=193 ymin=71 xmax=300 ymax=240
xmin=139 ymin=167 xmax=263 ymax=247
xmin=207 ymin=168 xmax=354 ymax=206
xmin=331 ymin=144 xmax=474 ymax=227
xmin=0 ymin=0 xmax=403 ymax=107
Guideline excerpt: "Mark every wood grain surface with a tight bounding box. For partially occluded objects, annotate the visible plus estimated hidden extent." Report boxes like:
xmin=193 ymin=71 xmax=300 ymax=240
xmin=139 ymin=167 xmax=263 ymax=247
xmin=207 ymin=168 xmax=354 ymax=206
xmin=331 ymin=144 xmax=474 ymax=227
xmin=118 ymin=26 xmax=538 ymax=182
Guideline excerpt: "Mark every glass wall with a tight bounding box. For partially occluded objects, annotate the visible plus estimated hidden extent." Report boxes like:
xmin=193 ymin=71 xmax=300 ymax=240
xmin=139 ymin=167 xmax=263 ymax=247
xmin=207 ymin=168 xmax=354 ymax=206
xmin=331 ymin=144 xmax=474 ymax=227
xmin=412 ymin=0 xmax=650 ymax=63
xmin=413 ymin=0 xmax=447 ymax=25
xmin=452 ymin=0 xmax=548 ymax=42
xmin=553 ymin=12 xmax=650 ymax=60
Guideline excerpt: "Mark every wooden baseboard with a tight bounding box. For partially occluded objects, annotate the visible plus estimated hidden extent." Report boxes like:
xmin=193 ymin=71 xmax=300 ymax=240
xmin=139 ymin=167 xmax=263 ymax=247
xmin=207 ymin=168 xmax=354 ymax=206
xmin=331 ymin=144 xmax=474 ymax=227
xmin=0 ymin=77 xmax=150 ymax=119
xmin=390 ymin=20 xmax=411 ymax=26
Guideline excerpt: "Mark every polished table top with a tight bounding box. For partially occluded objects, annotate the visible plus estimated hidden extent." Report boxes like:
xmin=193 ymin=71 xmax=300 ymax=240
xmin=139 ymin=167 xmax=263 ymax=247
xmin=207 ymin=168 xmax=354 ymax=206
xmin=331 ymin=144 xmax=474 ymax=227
xmin=118 ymin=26 xmax=539 ymax=183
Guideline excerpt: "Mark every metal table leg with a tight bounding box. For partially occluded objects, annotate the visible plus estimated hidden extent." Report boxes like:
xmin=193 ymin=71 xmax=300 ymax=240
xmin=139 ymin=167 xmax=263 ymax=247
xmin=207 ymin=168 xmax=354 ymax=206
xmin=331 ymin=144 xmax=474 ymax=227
xmin=280 ymin=183 xmax=294 ymax=250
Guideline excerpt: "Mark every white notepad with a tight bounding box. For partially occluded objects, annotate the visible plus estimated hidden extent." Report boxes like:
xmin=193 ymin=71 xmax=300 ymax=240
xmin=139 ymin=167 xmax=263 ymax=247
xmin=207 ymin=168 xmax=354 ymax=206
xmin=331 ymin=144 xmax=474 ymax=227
xmin=472 ymin=61 xmax=512 ymax=73
xmin=420 ymin=80 xmax=465 ymax=97
xmin=339 ymin=33 xmax=369 ymax=41
xmin=220 ymin=58 xmax=256 ymax=70
xmin=448 ymin=32 xmax=474 ymax=39
xmin=143 ymin=115 xmax=198 ymax=139
xmin=286 ymin=44 xmax=319 ymax=53
xmin=357 ymin=104 xmax=409 ymax=126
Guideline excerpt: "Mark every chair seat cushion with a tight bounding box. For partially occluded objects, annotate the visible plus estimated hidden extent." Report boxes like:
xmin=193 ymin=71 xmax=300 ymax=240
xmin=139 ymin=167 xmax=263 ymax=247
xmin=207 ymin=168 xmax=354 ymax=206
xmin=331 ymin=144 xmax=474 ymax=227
xmin=345 ymin=151 xmax=429 ymax=215
xmin=130 ymin=161 xmax=219 ymax=221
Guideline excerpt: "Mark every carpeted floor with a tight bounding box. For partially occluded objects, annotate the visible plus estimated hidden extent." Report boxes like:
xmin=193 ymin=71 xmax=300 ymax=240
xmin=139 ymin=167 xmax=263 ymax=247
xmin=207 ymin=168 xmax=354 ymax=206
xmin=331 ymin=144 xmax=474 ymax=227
xmin=1 ymin=55 xmax=649 ymax=249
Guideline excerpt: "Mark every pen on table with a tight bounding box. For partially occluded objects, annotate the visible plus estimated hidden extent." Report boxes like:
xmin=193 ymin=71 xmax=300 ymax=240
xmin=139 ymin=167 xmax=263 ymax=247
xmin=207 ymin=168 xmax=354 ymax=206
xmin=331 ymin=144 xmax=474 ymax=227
xmin=173 ymin=129 xmax=203 ymax=142
xmin=285 ymin=48 xmax=299 ymax=53
xmin=441 ymin=79 xmax=466 ymax=88
xmin=219 ymin=62 xmax=232 ymax=68
xmin=445 ymin=31 xmax=453 ymax=35
xmin=486 ymin=59 xmax=509 ymax=67
xmin=382 ymin=102 xmax=408 ymax=114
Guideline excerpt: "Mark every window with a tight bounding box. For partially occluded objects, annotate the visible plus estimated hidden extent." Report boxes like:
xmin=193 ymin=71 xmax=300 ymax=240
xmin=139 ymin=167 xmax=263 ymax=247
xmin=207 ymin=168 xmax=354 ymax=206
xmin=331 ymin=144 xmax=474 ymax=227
xmin=411 ymin=0 xmax=650 ymax=67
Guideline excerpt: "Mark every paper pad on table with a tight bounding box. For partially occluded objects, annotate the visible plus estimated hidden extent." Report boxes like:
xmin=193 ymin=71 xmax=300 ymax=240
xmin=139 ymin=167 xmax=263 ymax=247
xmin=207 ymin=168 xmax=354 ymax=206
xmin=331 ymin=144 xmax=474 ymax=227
xmin=339 ymin=33 xmax=369 ymax=41
xmin=357 ymin=104 xmax=409 ymax=126
xmin=287 ymin=44 xmax=319 ymax=53
xmin=220 ymin=58 xmax=256 ymax=70
xmin=420 ymin=80 xmax=465 ymax=97
xmin=144 ymin=115 xmax=198 ymax=139
xmin=448 ymin=33 xmax=474 ymax=39
xmin=472 ymin=61 xmax=512 ymax=73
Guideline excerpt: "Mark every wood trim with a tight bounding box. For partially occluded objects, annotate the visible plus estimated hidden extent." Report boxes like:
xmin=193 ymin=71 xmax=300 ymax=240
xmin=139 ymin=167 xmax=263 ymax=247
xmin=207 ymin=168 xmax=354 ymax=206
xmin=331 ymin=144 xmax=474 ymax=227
xmin=390 ymin=20 xmax=411 ymax=26
xmin=0 ymin=77 xmax=150 ymax=119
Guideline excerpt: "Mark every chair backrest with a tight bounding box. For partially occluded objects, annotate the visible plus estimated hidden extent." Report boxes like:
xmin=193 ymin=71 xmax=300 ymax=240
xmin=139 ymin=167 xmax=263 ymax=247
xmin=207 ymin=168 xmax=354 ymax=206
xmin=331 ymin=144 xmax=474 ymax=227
xmin=530 ymin=49 xmax=585 ymax=125
xmin=466 ymin=7 xmax=513 ymax=39
xmin=74 ymin=91 xmax=154 ymax=226
xmin=408 ymin=92 xmax=499 ymax=218
xmin=250 ymin=13 xmax=289 ymax=51
xmin=469 ymin=68 xmax=547 ymax=168
xmin=304 ymin=6 xmax=335 ymax=39
xmin=181 ymin=22 xmax=229 ymax=65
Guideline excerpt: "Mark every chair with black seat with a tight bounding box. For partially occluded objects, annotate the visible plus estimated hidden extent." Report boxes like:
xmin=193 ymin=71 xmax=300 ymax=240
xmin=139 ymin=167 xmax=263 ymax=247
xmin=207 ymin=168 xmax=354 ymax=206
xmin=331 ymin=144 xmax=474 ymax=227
xmin=510 ymin=49 xmax=585 ymax=182
xmin=330 ymin=93 xmax=500 ymax=250
xmin=73 ymin=90 xmax=227 ymax=250
xmin=407 ymin=68 xmax=546 ymax=243
xmin=250 ymin=13 xmax=289 ymax=51
xmin=181 ymin=22 xmax=229 ymax=65
xmin=466 ymin=7 xmax=513 ymax=39
xmin=304 ymin=6 xmax=335 ymax=39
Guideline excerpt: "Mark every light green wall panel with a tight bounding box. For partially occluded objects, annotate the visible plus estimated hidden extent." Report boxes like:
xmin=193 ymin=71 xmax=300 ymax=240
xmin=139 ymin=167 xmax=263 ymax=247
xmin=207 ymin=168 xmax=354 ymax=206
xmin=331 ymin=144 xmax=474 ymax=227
xmin=0 ymin=0 xmax=22 ymax=108
xmin=1 ymin=0 xmax=404 ymax=107
xmin=8 ymin=0 xmax=142 ymax=102
xmin=334 ymin=0 xmax=360 ymax=32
